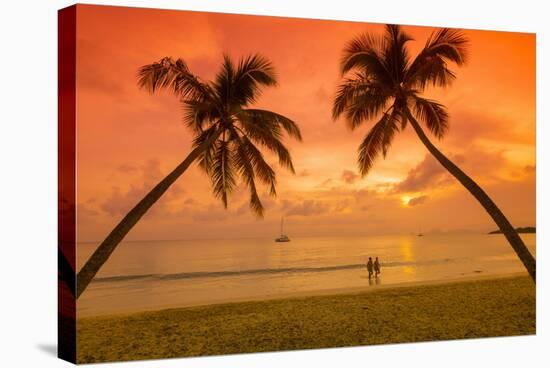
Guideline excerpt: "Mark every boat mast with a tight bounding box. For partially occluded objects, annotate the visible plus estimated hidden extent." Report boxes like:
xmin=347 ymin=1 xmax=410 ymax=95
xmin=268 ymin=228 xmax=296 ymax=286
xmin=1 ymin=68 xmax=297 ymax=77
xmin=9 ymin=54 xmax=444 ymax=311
xmin=280 ymin=217 xmax=284 ymax=235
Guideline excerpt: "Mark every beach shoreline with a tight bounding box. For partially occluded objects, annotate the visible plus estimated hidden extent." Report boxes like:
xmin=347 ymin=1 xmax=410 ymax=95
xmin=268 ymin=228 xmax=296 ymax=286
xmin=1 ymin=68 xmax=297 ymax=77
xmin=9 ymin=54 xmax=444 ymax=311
xmin=78 ymin=271 xmax=527 ymax=318
xmin=77 ymin=274 xmax=535 ymax=363
xmin=180 ymin=271 xmax=528 ymax=312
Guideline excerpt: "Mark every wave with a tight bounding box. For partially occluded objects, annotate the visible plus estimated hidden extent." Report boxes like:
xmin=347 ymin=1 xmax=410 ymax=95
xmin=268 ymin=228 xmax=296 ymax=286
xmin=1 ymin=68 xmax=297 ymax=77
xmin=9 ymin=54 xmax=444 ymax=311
xmin=93 ymin=258 xmax=459 ymax=284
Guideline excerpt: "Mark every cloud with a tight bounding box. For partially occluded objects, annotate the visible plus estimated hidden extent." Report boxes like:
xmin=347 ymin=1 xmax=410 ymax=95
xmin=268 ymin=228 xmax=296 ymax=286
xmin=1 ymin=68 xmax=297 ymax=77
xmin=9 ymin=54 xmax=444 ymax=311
xmin=184 ymin=198 xmax=198 ymax=205
xmin=318 ymin=178 xmax=334 ymax=188
xmin=117 ymin=163 xmax=138 ymax=173
xmin=407 ymin=195 xmax=429 ymax=206
xmin=298 ymin=169 xmax=311 ymax=177
xmin=191 ymin=204 xmax=231 ymax=222
xmin=140 ymin=159 xmax=163 ymax=182
xmin=314 ymin=86 xmax=330 ymax=102
xmin=446 ymin=110 xmax=534 ymax=147
xmin=233 ymin=196 xmax=277 ymax=216
xmin=393 ymin=146 xmax=509 ymax=194
xmin=190 ymin=195 xmax=273 ymax=221
xmin=281 ymin=199 xmax=330 ymax=217
xmin=333 ymin=199 xmax=351 ymax=212
xmin=451 ymin=148 xmax=507 ymax=180
xmin=341 ymin=169 xmax=360 ymax=184
xmin=524 ymin=165 xmax=536 ymax=174
xmin=77 ymin=202 xmax=99 ymax=216
xmin=394 ymin=155 xmax=453 ymax=193
xmin=101 ymin=185 xmax=147 ymax=216
xmin=100 ymin=158 xmax=184 ymax=216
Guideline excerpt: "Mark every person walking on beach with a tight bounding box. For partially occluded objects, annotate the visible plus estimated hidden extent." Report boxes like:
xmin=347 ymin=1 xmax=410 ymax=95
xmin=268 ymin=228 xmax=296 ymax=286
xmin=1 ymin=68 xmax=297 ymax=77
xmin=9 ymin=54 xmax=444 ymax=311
xmin=374 ymin=257 xmax=381 ymax=277
xmin=367 ymin=257 xmax=374 ymax=279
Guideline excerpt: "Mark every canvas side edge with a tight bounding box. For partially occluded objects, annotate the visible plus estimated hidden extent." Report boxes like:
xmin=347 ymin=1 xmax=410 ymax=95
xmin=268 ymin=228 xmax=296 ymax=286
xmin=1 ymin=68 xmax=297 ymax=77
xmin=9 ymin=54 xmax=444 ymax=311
xmin=58 ymin=4 xmax=77 ymax=364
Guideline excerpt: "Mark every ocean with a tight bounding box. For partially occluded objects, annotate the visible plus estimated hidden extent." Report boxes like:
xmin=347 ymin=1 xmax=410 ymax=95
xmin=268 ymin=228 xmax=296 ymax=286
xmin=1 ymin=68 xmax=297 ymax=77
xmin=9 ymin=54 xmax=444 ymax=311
xmin=76 ymin=233 xmax=536 ymax=317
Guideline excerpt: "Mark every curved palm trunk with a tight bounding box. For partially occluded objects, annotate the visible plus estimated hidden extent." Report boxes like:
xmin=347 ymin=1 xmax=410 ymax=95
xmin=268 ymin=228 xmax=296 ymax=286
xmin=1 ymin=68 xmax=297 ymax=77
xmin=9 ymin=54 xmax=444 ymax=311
xmin=405 ymin=110 xmax=536 ymax=282
xmin=76 ymin=131 xmax=221 ymax=298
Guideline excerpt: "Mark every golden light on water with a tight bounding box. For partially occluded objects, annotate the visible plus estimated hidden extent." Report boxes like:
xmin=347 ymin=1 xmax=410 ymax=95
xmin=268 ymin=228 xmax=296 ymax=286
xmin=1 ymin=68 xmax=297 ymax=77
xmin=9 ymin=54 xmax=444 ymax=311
xmin=399 ymin=237 xmax=416 ymax=276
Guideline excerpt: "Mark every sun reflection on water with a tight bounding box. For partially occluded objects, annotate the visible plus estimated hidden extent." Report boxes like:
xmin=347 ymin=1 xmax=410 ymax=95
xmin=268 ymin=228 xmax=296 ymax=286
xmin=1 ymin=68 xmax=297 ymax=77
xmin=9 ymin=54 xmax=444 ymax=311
xmin=399 ymin=236 xmax=416 ymax=276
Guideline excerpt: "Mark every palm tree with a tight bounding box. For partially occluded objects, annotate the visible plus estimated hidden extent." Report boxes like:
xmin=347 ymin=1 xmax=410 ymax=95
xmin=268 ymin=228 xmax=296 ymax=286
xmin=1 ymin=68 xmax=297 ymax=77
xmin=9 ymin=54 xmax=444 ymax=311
xmin=76 ymin=54 xmax=302 ymax=298
xmin=333 ymin=25 xmax=535 ymax=282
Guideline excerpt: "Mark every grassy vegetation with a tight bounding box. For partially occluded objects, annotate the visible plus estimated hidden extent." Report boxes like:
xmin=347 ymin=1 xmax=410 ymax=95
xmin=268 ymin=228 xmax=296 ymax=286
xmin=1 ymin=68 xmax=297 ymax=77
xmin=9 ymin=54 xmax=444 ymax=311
xmin=77 ymin=276 xmax=535 ymax=363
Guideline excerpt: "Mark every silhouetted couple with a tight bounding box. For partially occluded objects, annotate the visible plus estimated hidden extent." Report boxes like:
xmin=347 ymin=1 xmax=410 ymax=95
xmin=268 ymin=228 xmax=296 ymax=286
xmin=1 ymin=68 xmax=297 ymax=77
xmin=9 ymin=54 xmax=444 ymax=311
xmin=366 ymin=257 xmax=381 ymax=279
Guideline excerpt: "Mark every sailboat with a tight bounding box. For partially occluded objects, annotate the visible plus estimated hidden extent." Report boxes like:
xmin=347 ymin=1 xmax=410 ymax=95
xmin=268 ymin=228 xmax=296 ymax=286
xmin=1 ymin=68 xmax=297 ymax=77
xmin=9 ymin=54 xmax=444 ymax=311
xmin=275 ymin=217 xmax=290 ymax=242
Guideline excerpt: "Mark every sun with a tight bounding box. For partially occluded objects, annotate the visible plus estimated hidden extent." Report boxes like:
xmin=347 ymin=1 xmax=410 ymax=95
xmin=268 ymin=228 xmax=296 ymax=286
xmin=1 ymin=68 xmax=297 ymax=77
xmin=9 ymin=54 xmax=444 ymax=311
xmin=400 ymin=195 xmax=413 ymax=207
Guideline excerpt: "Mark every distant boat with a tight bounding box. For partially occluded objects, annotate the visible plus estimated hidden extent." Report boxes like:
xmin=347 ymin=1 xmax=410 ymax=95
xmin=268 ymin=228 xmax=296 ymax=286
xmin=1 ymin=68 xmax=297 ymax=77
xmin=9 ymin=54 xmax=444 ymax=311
xmin=417 ymin=228 xmax=424 ymax=237
xmin=275 ymin=217 xmax=290 ymax=243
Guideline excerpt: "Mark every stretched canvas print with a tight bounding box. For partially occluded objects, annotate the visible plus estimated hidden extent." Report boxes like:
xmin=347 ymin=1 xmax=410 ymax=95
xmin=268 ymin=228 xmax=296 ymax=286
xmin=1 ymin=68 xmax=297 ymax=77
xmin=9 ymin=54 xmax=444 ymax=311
xmin=58 ymin=4 xmax=536 ymax=364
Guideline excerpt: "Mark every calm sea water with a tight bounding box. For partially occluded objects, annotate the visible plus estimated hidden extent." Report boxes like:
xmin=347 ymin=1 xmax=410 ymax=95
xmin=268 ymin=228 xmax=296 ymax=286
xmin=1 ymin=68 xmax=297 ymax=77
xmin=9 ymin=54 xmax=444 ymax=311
xmin=76 ymin=233 xmax=536 ymax=317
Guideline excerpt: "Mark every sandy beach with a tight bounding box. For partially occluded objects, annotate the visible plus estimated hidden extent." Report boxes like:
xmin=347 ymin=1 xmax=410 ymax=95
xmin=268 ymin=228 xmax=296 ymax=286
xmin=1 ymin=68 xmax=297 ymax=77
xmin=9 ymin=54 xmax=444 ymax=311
xmin=77 ymin=274 xmax=535 ymax=363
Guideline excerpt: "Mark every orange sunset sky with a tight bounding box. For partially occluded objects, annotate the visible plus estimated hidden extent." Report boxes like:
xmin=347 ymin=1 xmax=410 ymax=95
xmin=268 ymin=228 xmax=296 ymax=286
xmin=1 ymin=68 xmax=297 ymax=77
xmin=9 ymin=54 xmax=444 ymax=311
xmin=74 ymin=5 xmax=535 ymax=241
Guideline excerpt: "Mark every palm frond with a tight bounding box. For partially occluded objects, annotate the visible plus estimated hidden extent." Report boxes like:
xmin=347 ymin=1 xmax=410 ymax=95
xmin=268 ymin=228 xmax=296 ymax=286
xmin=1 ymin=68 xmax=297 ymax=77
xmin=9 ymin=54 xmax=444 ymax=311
xmin=193 ymin=125 xmax=221 ymax=172
xmin=412 ymin=96 xmax=449 ymax=139
xmin=138 ymin=57 xmax=211 ymax=101
xmin=332 ymin=75 xmax=390 ymax=127
xmin=405 ymin=28 xmax=468 ymax=88
xmin=173 ymin=72 xmax=212 ymax=102
xmin=381 ymin=109 xmax=402 ymax=156
xmin=238 ymin=111 xmax=283 ymax=143
xmin=407 ymin=56 xmax=457 ymax=89
xmin=181 ymin=99 xmax=219 ymax=133
xmin=240 ymin=135 xmax=277 ymax=195
xmin=211 ymin=138 xmax=236 ymax=208
xmin=357 ymin=110 xmax=400 ymax=175
xmin=241 ymin=109 xmax=302 ymax=141
xmin=229 ymin=128 xmax=265 ymax=217
xmin=248 ymin=188 xmax=265 ymax=218
xmin=332 ymin=73 xmax=370 ymax=120
xmin=213 ymin=54 xmax=236 ymax=106
xmin=237 ymin=113 xmax=296 ymax=173
xmin=233 ymin=54 xmax=277 ymax=105
xmin=340 ymin=33 xmax=393 ymax=85
xmin=343 ymin=85 xmax=390 ymax=129
xmin=137 ymin=57 xmax=182 ymax=93
xmin=383 ymin=24 xmax=413 ymax=83
xmin=425 ymin=28 xmax=469 ymax=65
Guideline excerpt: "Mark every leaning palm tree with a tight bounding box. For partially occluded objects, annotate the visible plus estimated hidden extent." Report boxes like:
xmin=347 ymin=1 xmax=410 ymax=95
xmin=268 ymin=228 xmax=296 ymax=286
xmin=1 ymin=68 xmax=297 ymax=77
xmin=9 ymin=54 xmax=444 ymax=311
xmin=333 ymin=25 xmax=535 ymax=282
xmin=76 ymin=54 xmax=302 ymax=298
